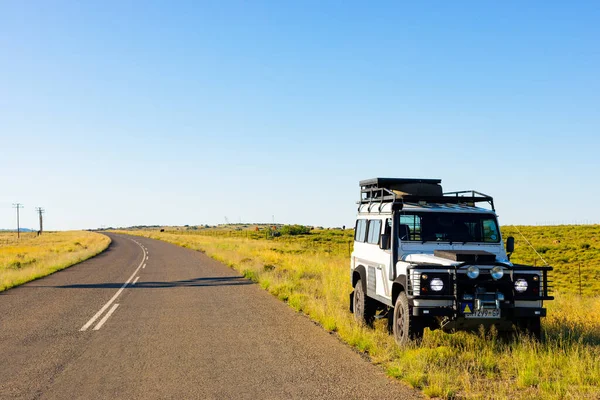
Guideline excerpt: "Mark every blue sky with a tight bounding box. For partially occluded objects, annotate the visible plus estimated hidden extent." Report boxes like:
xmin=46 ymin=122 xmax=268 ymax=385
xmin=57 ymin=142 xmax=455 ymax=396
xmin=1 ymin=1 xmax=599 ymax=230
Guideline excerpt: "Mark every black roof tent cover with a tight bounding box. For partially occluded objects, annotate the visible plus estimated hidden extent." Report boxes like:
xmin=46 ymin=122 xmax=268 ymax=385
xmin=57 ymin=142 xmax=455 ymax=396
xmin=360 ymin=178 xmax=444 ymax=198
xmin=359 ymin=178 xmax=442 ymax=187
xmin=359 ymin=177 xmax=495 ymax=211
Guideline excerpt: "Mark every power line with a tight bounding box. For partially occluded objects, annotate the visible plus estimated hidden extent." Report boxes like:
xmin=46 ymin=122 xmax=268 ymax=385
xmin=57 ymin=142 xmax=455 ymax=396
xmin=511 ymin=225 xmax=549 ymax=266
xmin=35 ymin=207 xmax=45 ymax=235
xmin=12 ymin=203 xmax=24 ymax=239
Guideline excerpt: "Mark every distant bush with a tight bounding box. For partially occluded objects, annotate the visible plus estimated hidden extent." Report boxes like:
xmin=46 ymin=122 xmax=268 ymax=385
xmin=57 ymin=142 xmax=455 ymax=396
xmin=263 ymin=264 xmax=276 ymax=271
xmin=536 ymin=246 xmax=551 ymax=254
xmin=279 ymin=225 xmax=311 ymax=236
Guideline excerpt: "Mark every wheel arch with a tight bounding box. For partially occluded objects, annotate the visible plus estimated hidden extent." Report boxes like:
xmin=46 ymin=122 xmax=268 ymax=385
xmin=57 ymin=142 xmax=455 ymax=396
xmin=392 ymin=275 xmax=407 ymax=306
xmin=352 ymin=265 xmax=367 ymax=290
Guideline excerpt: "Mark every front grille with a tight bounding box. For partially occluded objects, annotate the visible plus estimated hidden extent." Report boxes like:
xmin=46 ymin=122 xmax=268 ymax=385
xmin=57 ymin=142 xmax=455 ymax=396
xmin=456 ymin=272 xmax=513 ymax=301
xmin=457 ymin=272 xmax=511 ymax=287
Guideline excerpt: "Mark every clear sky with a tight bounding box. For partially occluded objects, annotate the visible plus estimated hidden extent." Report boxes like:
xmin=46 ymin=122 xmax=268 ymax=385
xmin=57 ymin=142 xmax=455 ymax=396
xmin=1 ymin=1 xmax=599 ymax=230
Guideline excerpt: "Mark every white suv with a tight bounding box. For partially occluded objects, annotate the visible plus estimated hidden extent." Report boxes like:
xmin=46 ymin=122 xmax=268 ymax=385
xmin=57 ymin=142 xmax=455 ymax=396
xmin=349 ymin=178 xmax=552 ymax=344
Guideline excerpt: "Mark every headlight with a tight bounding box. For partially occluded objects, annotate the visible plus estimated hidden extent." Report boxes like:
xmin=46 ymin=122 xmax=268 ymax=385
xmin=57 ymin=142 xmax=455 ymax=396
xmin=491 ymin=266 xmax=504 ymax=280
xmin=430 ymin=278 xmax=444 ymax=292
xmin=466 ymin=265 xmax=480 ymax=279
xmin=515 ymin=279 xmax=528 ymax=293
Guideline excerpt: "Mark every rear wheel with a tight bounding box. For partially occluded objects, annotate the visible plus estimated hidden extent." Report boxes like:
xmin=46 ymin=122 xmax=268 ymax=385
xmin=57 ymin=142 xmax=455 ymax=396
xmin=393 ymin=292 xmax=424 ymax=345
xmin=353 ymin=279 xmax=375 ymax=326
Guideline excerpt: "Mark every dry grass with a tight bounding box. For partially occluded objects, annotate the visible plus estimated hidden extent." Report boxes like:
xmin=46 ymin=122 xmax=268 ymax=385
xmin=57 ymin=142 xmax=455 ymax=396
xmin=119 ymin=226 xmax=600 ymax=399
xmin=0 ymin=231 xmax=111 ymax=292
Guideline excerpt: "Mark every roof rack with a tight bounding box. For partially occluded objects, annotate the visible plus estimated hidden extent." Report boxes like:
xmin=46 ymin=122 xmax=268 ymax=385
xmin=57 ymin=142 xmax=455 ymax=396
xmin=358 ymin=178 xmax=495 ymax=211
xmin=441 ymin=190 xmax=495 ymax=211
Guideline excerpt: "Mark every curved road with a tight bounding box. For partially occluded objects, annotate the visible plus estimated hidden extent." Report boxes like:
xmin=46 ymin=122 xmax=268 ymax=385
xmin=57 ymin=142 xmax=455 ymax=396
xmin=0 ymin=233 xmax=420 ymax=399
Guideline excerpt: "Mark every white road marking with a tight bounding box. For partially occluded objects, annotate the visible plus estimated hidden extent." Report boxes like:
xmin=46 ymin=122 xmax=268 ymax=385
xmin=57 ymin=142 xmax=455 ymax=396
xmin=132 ymin=276 xmax=140 ymax=285
xmin=80 ymin=240 xmax=146 ymax=331
xmin=146 ymin=255 xmax=149 ymax=260
xmin=93 ymin=303 xmax=119 ymax=331
xmin=142 ymin=263 xmax=146 ymax=269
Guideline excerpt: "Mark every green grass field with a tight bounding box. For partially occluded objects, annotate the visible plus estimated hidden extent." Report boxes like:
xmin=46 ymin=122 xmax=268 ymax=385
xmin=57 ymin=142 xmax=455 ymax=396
xmin=503 ymin=225 xmax=600 ymax=296
xmin=0 ymin=231 xmax=111 ymax=292
xmin=118 ymin=225 xmax=600 ymax=399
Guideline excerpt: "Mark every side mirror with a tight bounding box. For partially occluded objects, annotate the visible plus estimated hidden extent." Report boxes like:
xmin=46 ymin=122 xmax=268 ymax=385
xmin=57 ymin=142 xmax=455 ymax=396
xmin=380 ymin=233 xmax=390 ymax=250
xmin=506 ymin=236 xmax=515 ymax=257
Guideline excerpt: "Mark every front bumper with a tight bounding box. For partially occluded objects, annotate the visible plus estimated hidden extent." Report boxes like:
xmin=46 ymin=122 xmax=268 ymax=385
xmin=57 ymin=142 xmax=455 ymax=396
xmin=512 ymin=307 xmax=546 ymax=318
xmin=413 ymin=307 xmax=454 ymax=317
xmin=412 ymin=305 xmax=546 ymax=318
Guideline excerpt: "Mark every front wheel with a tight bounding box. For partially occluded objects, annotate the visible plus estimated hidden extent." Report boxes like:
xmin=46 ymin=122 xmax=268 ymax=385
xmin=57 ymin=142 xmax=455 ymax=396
xmin=393 ymin=292 xmax=424 ymax=346
xmin=353 ymin=279 xmax=375 ymax=326
xmin=516 ymin=317 xmax=542 ymax=341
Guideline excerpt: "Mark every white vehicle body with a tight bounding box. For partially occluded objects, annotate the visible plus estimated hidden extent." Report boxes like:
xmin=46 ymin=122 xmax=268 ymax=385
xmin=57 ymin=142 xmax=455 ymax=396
xmin=349 ymin=178 xmax=552 ymax=339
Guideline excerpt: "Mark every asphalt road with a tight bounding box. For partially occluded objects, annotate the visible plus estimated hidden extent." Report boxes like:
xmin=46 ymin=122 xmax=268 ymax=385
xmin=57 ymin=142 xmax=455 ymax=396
xmin=0 ymin=233 xmax=420 ymax=400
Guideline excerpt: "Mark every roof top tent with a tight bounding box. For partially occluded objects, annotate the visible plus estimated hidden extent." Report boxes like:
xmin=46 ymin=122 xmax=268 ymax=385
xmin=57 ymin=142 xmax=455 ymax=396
xmin=359 ymin=177 xmax=495 ymax=211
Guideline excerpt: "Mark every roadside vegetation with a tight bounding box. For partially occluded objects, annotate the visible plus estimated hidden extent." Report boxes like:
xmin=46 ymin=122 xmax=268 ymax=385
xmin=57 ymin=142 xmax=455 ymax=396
xmin=118 ymin=225 xmax=600 ymax=399
xmin=0 ymin=231 xmax=110 ymax=292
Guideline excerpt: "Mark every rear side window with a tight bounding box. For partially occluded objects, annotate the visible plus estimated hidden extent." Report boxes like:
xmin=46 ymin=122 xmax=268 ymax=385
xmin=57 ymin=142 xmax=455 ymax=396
xmin=355 ymin=219 xmax=367 ymax=242
xmin=367 ymin=220 xmax=382 ymax=244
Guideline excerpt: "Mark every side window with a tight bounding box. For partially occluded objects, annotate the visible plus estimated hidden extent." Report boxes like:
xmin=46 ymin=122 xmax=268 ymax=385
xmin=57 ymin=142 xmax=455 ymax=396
xmin=367 ymin=219 xmax=382 ymax=244
xmin=354 ymin=219 xmax=367 ymax=242
xmin=399 ymin=214 xmax=421 ymax=241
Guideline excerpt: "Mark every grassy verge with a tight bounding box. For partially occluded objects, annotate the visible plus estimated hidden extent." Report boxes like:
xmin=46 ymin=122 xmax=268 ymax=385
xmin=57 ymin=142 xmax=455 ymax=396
xmin=118 ymin=227 xmax=600 ymax=399
xmin=0 ymin=231 xmax=111 ymax=292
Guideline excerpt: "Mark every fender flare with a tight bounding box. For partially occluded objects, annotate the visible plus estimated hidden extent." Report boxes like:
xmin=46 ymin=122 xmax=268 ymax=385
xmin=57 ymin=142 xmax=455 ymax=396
xmin=391 ymin=274 xmax=407 ymax=306
xmin=352 ymin=265 xmax=367 ymax=290
xmin=350 ymin=265 xmax=368 ymax=313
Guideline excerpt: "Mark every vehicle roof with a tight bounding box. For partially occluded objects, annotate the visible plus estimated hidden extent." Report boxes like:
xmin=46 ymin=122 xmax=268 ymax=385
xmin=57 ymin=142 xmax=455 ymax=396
xmin=402 ymin=203 xmax=496 ymax=214
xmin=358 ymin=202 xmax=496 ymax=216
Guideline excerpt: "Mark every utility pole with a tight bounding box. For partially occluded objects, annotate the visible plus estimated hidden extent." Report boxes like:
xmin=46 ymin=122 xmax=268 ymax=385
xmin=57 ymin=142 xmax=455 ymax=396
xmin=12 ymin=203 xmax=24 ymax=239
xmin=35 ymin=207 xmax=45 ymax=234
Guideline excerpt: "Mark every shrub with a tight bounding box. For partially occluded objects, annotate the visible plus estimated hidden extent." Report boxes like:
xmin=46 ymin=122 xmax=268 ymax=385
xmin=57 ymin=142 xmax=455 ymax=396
xmin=263 ymin=264 xmax=276 ymax=271
xmin=536 ymin=246 xmax=551 ymax=254
xmin=279 ymin=225 xmax=311 ymax=236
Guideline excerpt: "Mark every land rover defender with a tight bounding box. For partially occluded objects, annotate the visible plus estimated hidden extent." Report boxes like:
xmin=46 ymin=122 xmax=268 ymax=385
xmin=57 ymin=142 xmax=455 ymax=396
xmin=349 ymin=178 xmax=553 ymax=345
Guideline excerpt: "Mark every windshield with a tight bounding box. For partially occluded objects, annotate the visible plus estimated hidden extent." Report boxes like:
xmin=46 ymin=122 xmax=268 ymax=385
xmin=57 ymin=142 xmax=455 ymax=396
xmin=398 ymin=212 xmax=500 ymax=243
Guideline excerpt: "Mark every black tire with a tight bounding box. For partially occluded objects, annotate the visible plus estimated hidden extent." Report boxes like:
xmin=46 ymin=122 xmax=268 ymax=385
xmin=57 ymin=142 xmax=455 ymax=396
xmin=353 ymin=279 xmax=375 ymax=326
xmin=393 ymin=292 xmax=424 ymax=345
xmin=516 ymin=317 xmax=542 ymax=341
xmin=527 ymin=318 xmax=542 ymax=341
xmin=497 ymin=329 xmax=516 ymax=342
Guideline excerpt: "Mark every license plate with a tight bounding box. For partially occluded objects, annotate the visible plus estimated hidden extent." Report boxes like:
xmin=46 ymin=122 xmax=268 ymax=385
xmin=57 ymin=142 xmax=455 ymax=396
xmin=465 ymin=309 xmax=501 ymax=319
